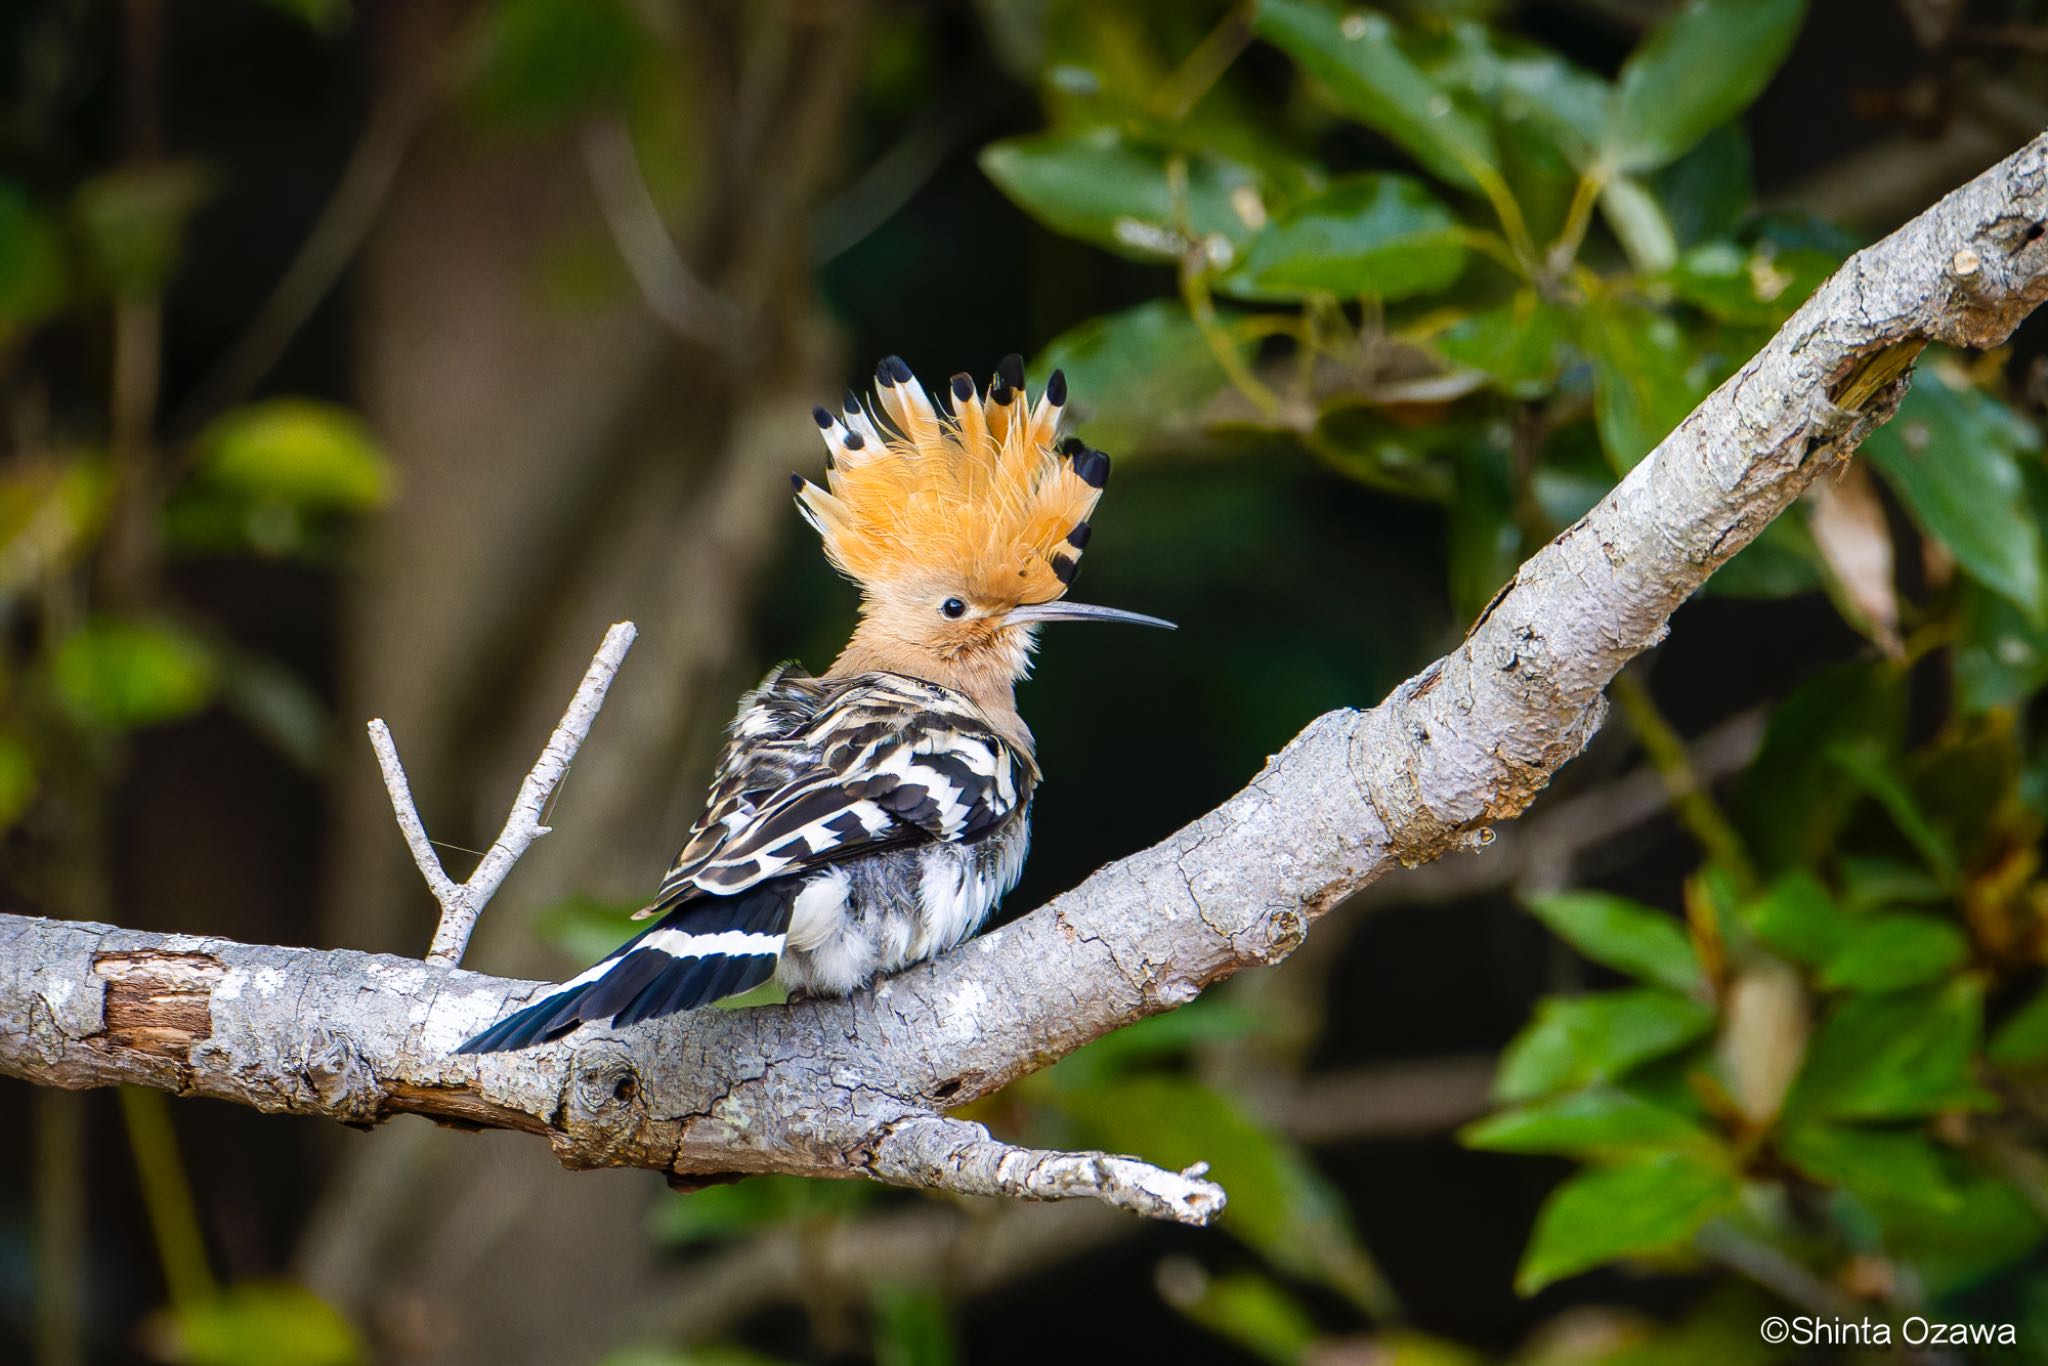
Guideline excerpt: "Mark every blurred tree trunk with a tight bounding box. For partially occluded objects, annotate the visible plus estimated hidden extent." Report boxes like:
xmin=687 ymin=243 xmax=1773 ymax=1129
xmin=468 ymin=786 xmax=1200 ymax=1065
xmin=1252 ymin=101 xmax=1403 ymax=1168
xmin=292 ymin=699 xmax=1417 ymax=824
xmin=297 ymin=4 xmax=870 ymax=1358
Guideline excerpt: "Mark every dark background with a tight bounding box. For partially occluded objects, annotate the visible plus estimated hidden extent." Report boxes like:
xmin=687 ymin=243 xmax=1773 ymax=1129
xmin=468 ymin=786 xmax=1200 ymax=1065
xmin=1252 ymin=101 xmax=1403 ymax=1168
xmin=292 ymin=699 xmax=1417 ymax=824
xmin=5 ymin=1 xmax=2047 ymax=1363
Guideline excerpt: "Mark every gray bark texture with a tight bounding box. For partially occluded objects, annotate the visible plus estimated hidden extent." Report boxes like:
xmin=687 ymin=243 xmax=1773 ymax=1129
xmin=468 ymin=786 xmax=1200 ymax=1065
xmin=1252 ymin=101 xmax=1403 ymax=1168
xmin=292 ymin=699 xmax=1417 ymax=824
xmin=6 ymin=133 xmax=2048 ymax=1224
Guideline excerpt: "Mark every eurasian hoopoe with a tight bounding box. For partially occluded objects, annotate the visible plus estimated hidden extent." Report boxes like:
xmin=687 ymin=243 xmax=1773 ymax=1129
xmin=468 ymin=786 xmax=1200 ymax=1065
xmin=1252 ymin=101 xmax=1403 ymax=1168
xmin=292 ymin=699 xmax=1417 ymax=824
xmin=457 ymin=354 xmax=1171 ymax=1053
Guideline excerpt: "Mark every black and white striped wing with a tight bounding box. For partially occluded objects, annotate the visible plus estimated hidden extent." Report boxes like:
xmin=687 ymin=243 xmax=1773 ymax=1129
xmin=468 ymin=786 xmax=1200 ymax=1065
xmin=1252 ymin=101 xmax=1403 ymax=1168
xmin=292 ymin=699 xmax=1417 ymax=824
xmin=453 ymin=671 xmax=1035 ymax=1054
xmin=453 ymin=878 xmax=795 ymax=1053
xmin=633 ymin=661 xmax=833 ymax=917
xmin=653 ymin=673 xmax=1035 ymax=906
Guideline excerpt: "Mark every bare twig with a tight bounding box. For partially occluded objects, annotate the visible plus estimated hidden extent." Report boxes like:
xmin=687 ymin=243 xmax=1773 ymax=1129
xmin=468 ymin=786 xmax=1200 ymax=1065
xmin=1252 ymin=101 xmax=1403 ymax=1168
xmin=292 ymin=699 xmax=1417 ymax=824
xmin=809 ymin=86 xmax=1004 ymax=264
xmin=364 ymin=720 xmax=460 ymax=905
xmin=632 ymin=1054 xmax=1495 ymax=1346
xmin=4 ymin=135 xmax=2047 ymax=1224
xmin=580 ymin=119 xmax=738 ymax=348
xmin=1271 ymin=1056 xmax=1498 ymax=1143
xmin=171 ymin=59 xmax=441 ymax=437
xmin=1694 ymin=1223 xmax=1866 ymax=1324
xmin=370 ymin=621 xmax=638 ymax=966
xmin=869 ymin=1116 xmax=1224 ymax=1225
xmin=32 ymin=1091 xmax=84 ymax=1366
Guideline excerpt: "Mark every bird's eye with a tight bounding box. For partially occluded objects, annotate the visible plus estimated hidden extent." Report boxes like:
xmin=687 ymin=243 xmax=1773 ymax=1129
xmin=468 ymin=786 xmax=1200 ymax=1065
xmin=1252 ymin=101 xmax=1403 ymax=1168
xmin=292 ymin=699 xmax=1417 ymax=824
xmin=940 ymin=597 xmax=967 ymax=619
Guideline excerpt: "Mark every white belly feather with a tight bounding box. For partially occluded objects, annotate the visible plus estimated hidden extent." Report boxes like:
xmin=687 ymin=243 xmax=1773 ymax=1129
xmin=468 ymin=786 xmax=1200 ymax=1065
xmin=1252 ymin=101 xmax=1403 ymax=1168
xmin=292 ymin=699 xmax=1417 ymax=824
xmin=775 ymin=815 xmax=1030 ymax=997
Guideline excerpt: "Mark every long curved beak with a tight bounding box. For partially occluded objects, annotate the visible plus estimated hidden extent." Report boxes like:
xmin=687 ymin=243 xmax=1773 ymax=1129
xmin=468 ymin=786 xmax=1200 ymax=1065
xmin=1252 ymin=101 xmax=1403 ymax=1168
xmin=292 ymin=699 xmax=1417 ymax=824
xmin=1006 ymin=601 xmax=1177 ymax=630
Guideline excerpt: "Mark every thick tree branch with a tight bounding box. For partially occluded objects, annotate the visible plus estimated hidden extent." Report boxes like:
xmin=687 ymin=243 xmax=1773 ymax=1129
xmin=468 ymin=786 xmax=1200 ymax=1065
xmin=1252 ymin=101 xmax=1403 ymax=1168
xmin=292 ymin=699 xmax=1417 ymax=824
xmin=5 ymin=135 xmax=2047 ymax=1224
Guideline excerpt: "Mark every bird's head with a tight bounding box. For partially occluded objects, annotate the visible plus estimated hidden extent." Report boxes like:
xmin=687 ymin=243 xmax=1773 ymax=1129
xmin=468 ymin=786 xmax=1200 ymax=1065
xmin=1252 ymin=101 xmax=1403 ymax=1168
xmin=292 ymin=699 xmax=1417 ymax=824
xmin=795 ymin=354 xmax=1171 ymax=703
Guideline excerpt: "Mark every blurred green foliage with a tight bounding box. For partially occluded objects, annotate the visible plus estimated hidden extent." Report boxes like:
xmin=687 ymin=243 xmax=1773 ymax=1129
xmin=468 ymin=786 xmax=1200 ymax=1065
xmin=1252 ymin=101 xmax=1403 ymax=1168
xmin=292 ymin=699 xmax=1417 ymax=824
xmin=966 ymin=0 xmax=2048 ymax=1356
xmin=51 ymin=617 xmax=217 ymax=732
xmin=158 ymin=1283 xmax=364 ymax=1366
xmin=0 ymin=151 xmax=392 ymax=822
xmin=2 ymin=0 xmax=394 ymax=1345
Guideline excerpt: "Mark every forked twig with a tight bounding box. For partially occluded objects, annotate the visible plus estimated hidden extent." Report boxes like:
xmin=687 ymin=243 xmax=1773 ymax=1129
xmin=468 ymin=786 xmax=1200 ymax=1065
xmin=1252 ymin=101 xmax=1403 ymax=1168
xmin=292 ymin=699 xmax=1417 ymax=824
xmin=369 ymin=621 xmax=638 ymax=966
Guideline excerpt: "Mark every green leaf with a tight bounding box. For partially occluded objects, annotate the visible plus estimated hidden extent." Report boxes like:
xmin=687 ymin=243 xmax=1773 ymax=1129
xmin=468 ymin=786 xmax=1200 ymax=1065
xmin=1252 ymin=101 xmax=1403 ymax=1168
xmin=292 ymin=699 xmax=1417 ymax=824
xmin=1496 ymin=988 xmax=1717 ymax=1102
xmin=1990 ymin=982 xmax=2048 ymax=1068
xmin=1463 ymin=1087 xmax=1713 ymax=1159
xmin=1863 ymin=366 xmax=2046 ymax=620
xmin=1254 ymin=0 xmax=1498 ymax=192
xmin=1163 ymin=1271 xmax=1319 ymax=1366
xmin=1816 ymin=913 xmax=1967 ymax=993
xmin=1956 ymin=584 xmax=2048 ymax=714
xmin=1526 ymin=891 xmax=1705 ymax=994
xmin=0 ymin=458 xmax=113 ymax=594
xmin=1034 ymin=301 xmax=1244 ymax=454
xmin=1835 ymin=855 xmax=1949 ymax=913
xmin=1606 ymin=0 xmax=1809 ymax=173
xmin=1217 ymin=174 xmax=1464 ymax=302
xmin=1741 ymin=873 xmax=1966 ymax=992
xmin=51 ymin=618 xmax=217 ymax=732
xmin=981 ymin=128 xmax=1265 ymax=263
xmin=72 ymin=163 xmax=212 ymax=297
xmin=1737 ymin=663 xmax=1904 ymax=874
xmin=1598 ymin=175 xmax=1678 ymax=275
xmin=1653 ymin=125 xmax=1754 ymax=247
xmin=1515 ymin=1151 xmax=1739 ymax=1294
xmin=467 ymin=0 xmax=643 ymax=127
xmin=1826 ymin=740 xmax=1959 ymax=885
xmin=0 ymin=184 xmax=66 ymax=329
xmin=1584 ymin=298 xmax=1705 ymax=472
xmin=197 ymin=400 xmax=394 ymax=513
xmin=167 ymin=1282 xmax=362 ymax=1366
xmin=1025 ymin=10 xmax=1321 ymax=199
xmin=1422 ymin=24 xmax=1610 ymax=172
xmin=1847 ymin=1173 xmax=2045 ymax=1299
xmin=1433 ymin=293 xmax=1570 ymax=395
xmin=1739 ymin=873 xmax=1849 ymax=965
xmin=1665 ymin=240 xmax=1838 ymax=325
xmin=1779 ymin=1122 xmax=1960 ymax=1210
xmin=1789 ymin=979 xmax=1992 ymax=1121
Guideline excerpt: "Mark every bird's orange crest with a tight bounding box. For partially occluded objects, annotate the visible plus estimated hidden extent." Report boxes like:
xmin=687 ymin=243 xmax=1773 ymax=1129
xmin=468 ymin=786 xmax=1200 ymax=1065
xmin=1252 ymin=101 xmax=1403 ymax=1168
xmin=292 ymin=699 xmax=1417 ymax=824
xmin=795 ymin=355 xmax=1107 ymax=608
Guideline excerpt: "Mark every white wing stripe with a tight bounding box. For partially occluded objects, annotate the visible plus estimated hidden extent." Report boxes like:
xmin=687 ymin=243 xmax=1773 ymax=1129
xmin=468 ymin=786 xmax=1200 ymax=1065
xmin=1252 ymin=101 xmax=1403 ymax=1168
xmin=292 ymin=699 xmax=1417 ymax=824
xmin=945 ymin=736 xmax=998 ymax=776
xmin=642 ymin=928 xmax=785 ymax=958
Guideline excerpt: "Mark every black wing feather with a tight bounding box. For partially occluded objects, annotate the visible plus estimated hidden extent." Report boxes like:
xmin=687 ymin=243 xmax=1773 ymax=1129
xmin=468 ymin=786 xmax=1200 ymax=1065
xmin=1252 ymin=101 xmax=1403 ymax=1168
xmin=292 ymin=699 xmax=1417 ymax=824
xmin=455 ymin=880 xmax=794 ymax=1053
xmin=642 ymin=669 xmax=1035 ymax=912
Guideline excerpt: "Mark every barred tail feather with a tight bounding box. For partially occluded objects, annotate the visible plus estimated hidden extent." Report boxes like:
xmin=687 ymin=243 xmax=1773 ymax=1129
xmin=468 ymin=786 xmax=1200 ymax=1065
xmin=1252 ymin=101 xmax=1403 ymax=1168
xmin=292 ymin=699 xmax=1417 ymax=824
xmin=455 ymin=883 xmax=796 ymax=1054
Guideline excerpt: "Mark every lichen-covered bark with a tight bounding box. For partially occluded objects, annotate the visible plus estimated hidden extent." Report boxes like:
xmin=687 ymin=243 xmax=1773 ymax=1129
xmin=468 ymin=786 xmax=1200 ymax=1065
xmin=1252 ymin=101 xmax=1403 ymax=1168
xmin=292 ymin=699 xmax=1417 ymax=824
xmin=5 ymin=133 xmax=2046 ymax=1222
